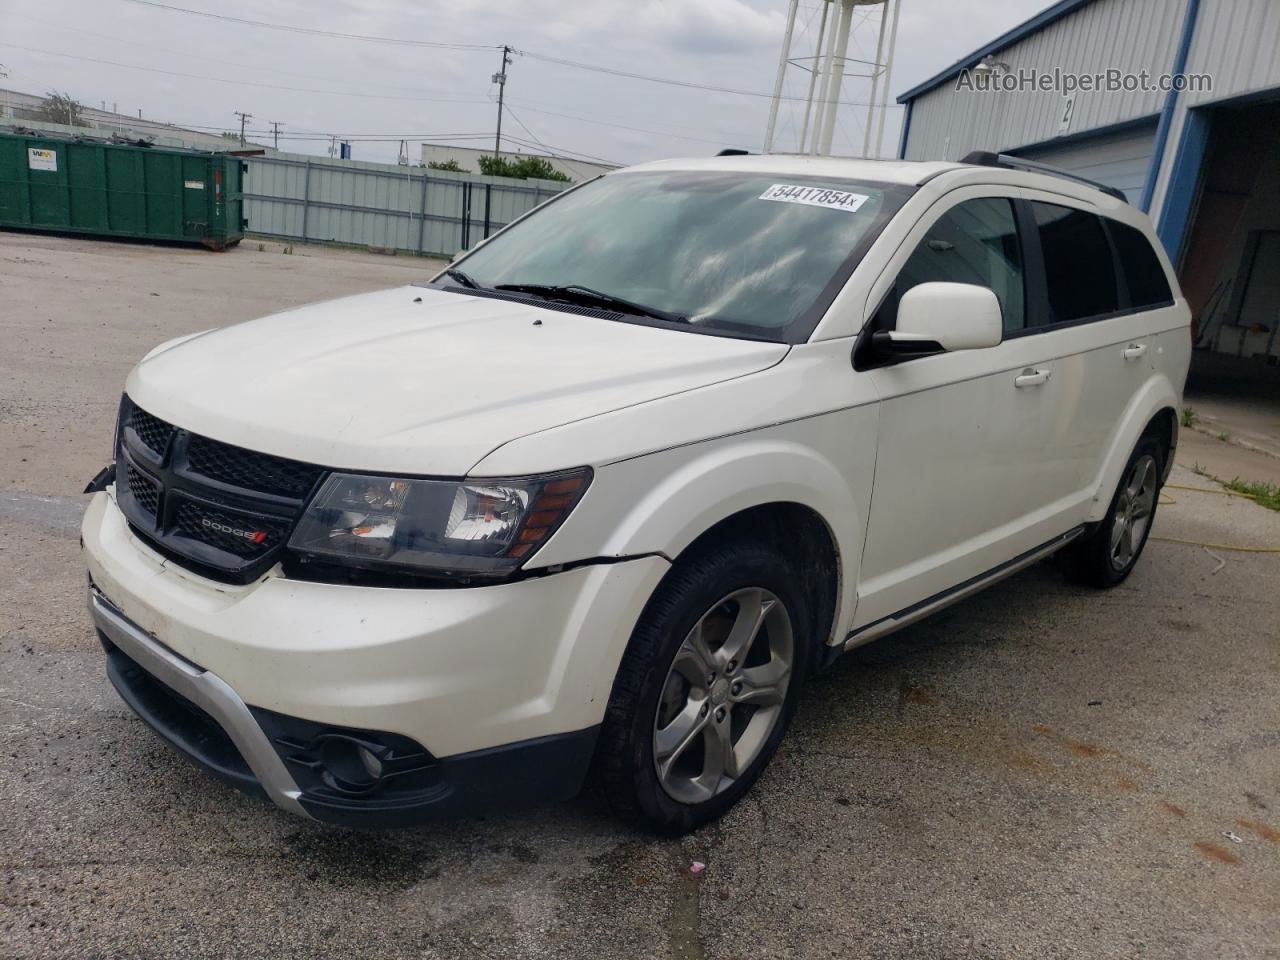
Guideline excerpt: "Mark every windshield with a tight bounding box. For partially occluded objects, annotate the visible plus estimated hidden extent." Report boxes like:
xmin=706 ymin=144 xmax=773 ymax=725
xmin=446 ymin=170 xmax=911 ymax=342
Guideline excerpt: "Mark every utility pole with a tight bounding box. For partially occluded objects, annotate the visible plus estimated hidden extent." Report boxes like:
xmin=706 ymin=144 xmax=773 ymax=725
xmin=0 ymin=64 xmax=9 ymax=123
xmin=269 ymin=121 xmax=282 ymax=150
xmin=234 ymin=110 xmax=252 ymax=147
xmin=492 ymin=45 xmax=512 ymax=160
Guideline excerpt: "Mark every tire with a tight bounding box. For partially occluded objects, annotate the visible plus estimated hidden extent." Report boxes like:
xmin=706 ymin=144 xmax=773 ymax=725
xmin=595 ymin=539 xmax=812 ymax=833
xmin=1062 ymin=435 xmax=1164 ymax=588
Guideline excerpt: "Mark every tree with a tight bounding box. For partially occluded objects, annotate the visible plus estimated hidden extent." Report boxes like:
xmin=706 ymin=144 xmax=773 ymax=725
xmin=477 ymin=154 xmax=571 ymax=182
xmin=427 ymin=159 xmax=467 ymax=172
xmin=38 ymin=91 xmax=86 ymax=127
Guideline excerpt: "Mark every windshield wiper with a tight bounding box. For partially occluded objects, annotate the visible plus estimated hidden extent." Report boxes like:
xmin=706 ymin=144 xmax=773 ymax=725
xmin=444 ymin=267 xmax=482 ymax=289
xmin=493 ymin=283 xmax=688 ymax=324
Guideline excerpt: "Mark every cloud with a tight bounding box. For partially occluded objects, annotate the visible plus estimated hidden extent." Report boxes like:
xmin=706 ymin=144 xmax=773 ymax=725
xmin=626 ymin=0 xmax=785 ymax=55
xmin=3 ymin=0 xmax=1048 ymax=166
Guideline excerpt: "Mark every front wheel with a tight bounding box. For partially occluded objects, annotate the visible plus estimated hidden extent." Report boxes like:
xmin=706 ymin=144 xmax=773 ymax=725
xmin=1062 ymin=436 xmax=1163 ymax=587
xmin=595 ymin=541 xmax=810 ymax=833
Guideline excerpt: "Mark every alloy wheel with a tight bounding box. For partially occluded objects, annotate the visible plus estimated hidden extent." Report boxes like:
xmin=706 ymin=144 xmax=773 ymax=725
xmin=1110 ymin=454 xmax=1157 ymax=570
xmin=652 ymin=587 xmax=794 ymax=804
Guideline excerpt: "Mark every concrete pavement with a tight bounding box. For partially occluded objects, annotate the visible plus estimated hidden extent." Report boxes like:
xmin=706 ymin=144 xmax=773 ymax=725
xmin=2 ymin=234 xmax=1277 ymax=960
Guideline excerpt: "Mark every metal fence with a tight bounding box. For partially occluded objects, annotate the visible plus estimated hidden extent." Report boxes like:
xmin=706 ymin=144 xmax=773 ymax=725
xmin=241 ymin=152 xmax=571 ymax=258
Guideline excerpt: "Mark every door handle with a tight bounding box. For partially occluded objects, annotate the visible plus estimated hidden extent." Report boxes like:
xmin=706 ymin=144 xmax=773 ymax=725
xmin=1014 ymin=368 xmax=1051 ymax=388
xmin=1123 ymin=343 xmax=1148 ymax=361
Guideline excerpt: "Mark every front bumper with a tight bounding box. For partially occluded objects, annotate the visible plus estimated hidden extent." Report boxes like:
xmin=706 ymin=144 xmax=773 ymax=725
xmin=82 ymin=489 xmax=669 ymax=825
xmin=91 ymin=584 xmax=307 ymax=817
xmin=93 ymin=586 xmax=599 ymax=826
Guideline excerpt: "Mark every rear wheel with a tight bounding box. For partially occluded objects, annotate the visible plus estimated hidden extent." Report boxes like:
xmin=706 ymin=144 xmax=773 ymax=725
xmin=1063 ymin=436 xmax=1163 ymax=587
xmin=595 ymin=541 xmax=810 ymax=833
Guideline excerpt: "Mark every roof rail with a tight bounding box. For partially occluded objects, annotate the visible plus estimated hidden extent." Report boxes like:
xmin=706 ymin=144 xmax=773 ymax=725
xmin=960 ymin=150 xmax=1129 ymax=203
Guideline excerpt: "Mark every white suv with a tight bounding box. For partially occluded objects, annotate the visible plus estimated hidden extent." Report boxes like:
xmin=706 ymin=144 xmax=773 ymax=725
xmin=83 ymin=154 xmax=1190 ymax=832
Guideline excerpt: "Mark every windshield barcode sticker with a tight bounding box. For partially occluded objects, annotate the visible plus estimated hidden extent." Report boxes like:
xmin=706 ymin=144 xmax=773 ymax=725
xmin=758 ymin=183 xmax=870 ymax=213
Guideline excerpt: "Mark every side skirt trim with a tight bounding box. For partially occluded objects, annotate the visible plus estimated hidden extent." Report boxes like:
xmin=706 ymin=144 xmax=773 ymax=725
xmin=843 ymin=527 xmax=1085 ymax=650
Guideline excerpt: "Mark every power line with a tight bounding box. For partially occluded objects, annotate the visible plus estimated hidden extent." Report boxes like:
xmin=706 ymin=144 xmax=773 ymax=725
xmin=175 ymin=122 xmax=503 ymax=140
xmin=0 ymin=43 xmax=494 ymax=104
xmin=498 ymin=132 xmax=620 ymax=167
xmin=9 ymin=12 xmax=487 ymax=96
xmin=500 ymin=107 xmax=622 ymax=167
xmin=117 ymin=0 xmax=501 ymax=51
xmin=7 ymin=16 xmax=752 ymax=146
xmin=514 ymin=49 xmax=899 ymax=108
xmin=497 ymin=107 xmax=615 ymax=176
xmin=110 ymin=0 xmax=895 ymax=108
xmin=501 ymin=97 xmax=754 ymax=148
xmin=265 ymin=134 xmax=497 ymax=143
xmin=501 ymin=104 xmax=550 ymax=154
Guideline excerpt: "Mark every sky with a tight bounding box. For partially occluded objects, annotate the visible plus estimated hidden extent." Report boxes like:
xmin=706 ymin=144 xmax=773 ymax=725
xmin=0 ymin=0 xmax=1051 ymax=167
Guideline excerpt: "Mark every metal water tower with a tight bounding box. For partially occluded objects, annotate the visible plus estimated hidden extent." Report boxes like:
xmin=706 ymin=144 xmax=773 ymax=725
xmin=764 ymin=0 xmax=903 ymax=158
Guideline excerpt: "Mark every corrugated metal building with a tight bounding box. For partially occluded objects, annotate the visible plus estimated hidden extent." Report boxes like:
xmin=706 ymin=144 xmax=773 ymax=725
xmin=0 ymin=88 xmax=268 ymax=152
xmin=897 ymin=0 xmax=1280 ymax=385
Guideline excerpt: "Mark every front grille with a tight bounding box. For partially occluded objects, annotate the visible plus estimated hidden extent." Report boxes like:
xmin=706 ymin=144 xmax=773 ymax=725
xmin=128 ymin=406 xmax=175 ymax=456
xmin=187 ymin=434 xmax=324 ymax=500
xmin=125 ymin=463 xmax=160 ymax=518
xmin=115 ymin=397 xmax=327 ymax=583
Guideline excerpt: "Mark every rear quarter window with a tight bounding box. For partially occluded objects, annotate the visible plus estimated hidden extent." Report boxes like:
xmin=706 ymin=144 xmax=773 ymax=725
xmin=1107 ymin=220 xmax=1174 ymax=310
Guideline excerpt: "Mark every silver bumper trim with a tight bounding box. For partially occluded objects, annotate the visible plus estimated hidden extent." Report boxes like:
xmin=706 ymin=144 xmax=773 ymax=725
xmin=88 ymin=585 xmax=310 ymax=819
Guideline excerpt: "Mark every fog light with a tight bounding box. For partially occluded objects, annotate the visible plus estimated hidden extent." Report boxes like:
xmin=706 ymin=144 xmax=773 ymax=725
xmin=318 ymin=736 xmax=388 ymax=794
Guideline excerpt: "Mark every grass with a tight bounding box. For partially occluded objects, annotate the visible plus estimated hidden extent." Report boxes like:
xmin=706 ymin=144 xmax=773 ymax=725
xmin=1222 ymin=478 xmax=1280 ymax=512
xmin=1181 ymin=406 xmax=1198 ymax=428
xmin=1190 ymin=464 xmax=1280 ymax=512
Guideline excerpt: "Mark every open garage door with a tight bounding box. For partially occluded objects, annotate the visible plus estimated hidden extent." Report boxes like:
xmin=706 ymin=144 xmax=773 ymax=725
xmin=1171 ymin=99 xmax=1280 ymax=461
xmin=1177 ymin=101 xmax=1280 ymax=403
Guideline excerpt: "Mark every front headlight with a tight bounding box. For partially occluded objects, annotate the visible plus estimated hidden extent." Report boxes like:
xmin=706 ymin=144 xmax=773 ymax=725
xmin=287 ymin=468 xmax=591 ymax=579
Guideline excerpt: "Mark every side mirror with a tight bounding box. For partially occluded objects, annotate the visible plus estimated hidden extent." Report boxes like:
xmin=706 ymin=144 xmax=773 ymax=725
xmin=877 ymin=282 xmax=1003 ymax=354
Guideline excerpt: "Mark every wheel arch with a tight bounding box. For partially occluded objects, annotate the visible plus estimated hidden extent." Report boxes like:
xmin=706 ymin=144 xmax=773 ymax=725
xmin=1146 ymin=405 xmax=1178 ymax=483
xmin=666 ymin=501 xmax=844 ymax=668
xmin=1088 ymin=375 xmax=1181 ymax=522
xmin=533 ymin=436 xmax=868 ymax=653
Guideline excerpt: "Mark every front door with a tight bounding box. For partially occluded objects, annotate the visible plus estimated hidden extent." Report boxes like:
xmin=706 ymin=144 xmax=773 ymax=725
xmin=853 ymin=189 xmax=1070 ymax=629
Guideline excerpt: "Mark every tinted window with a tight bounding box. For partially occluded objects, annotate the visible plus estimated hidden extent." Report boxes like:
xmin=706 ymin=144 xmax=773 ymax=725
xmin=1108 ymin=219 xmax=1173 ymax=309
xmin=877 ymin=197 xmax=1026 ymax=332
xmin=1032 ymin=202 xmax=1119 ymax=323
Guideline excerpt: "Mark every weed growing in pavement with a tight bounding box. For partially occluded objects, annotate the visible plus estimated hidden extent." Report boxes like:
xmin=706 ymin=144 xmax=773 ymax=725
xmin=1223 ymin=478 xmax=1280 ymax=512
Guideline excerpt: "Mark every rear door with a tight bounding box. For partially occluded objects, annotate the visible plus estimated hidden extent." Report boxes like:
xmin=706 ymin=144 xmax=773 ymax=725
xmin=853 ymin=187 xmax=1071 ymax=629
xmin=1016 ymin=192 xmax=1174 ymax=507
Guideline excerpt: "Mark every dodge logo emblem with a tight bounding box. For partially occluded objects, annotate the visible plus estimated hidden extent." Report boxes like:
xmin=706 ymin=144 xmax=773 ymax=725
xmin=201 ymin=517 xmax=267 ymax=544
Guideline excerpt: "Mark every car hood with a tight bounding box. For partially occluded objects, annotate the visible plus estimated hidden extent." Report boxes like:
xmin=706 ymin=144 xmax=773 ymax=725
xmin=126 ymin=286 xmax=788 ymax=476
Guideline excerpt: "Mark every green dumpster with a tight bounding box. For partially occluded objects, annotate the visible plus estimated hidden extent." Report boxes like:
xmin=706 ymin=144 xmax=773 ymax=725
xmin=0 ymin=131 xmax=246 ymax=250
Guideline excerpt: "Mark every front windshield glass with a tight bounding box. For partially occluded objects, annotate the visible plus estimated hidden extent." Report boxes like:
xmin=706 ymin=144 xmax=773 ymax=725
xmin=448 ymin=171 xmax=910 ymax=342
